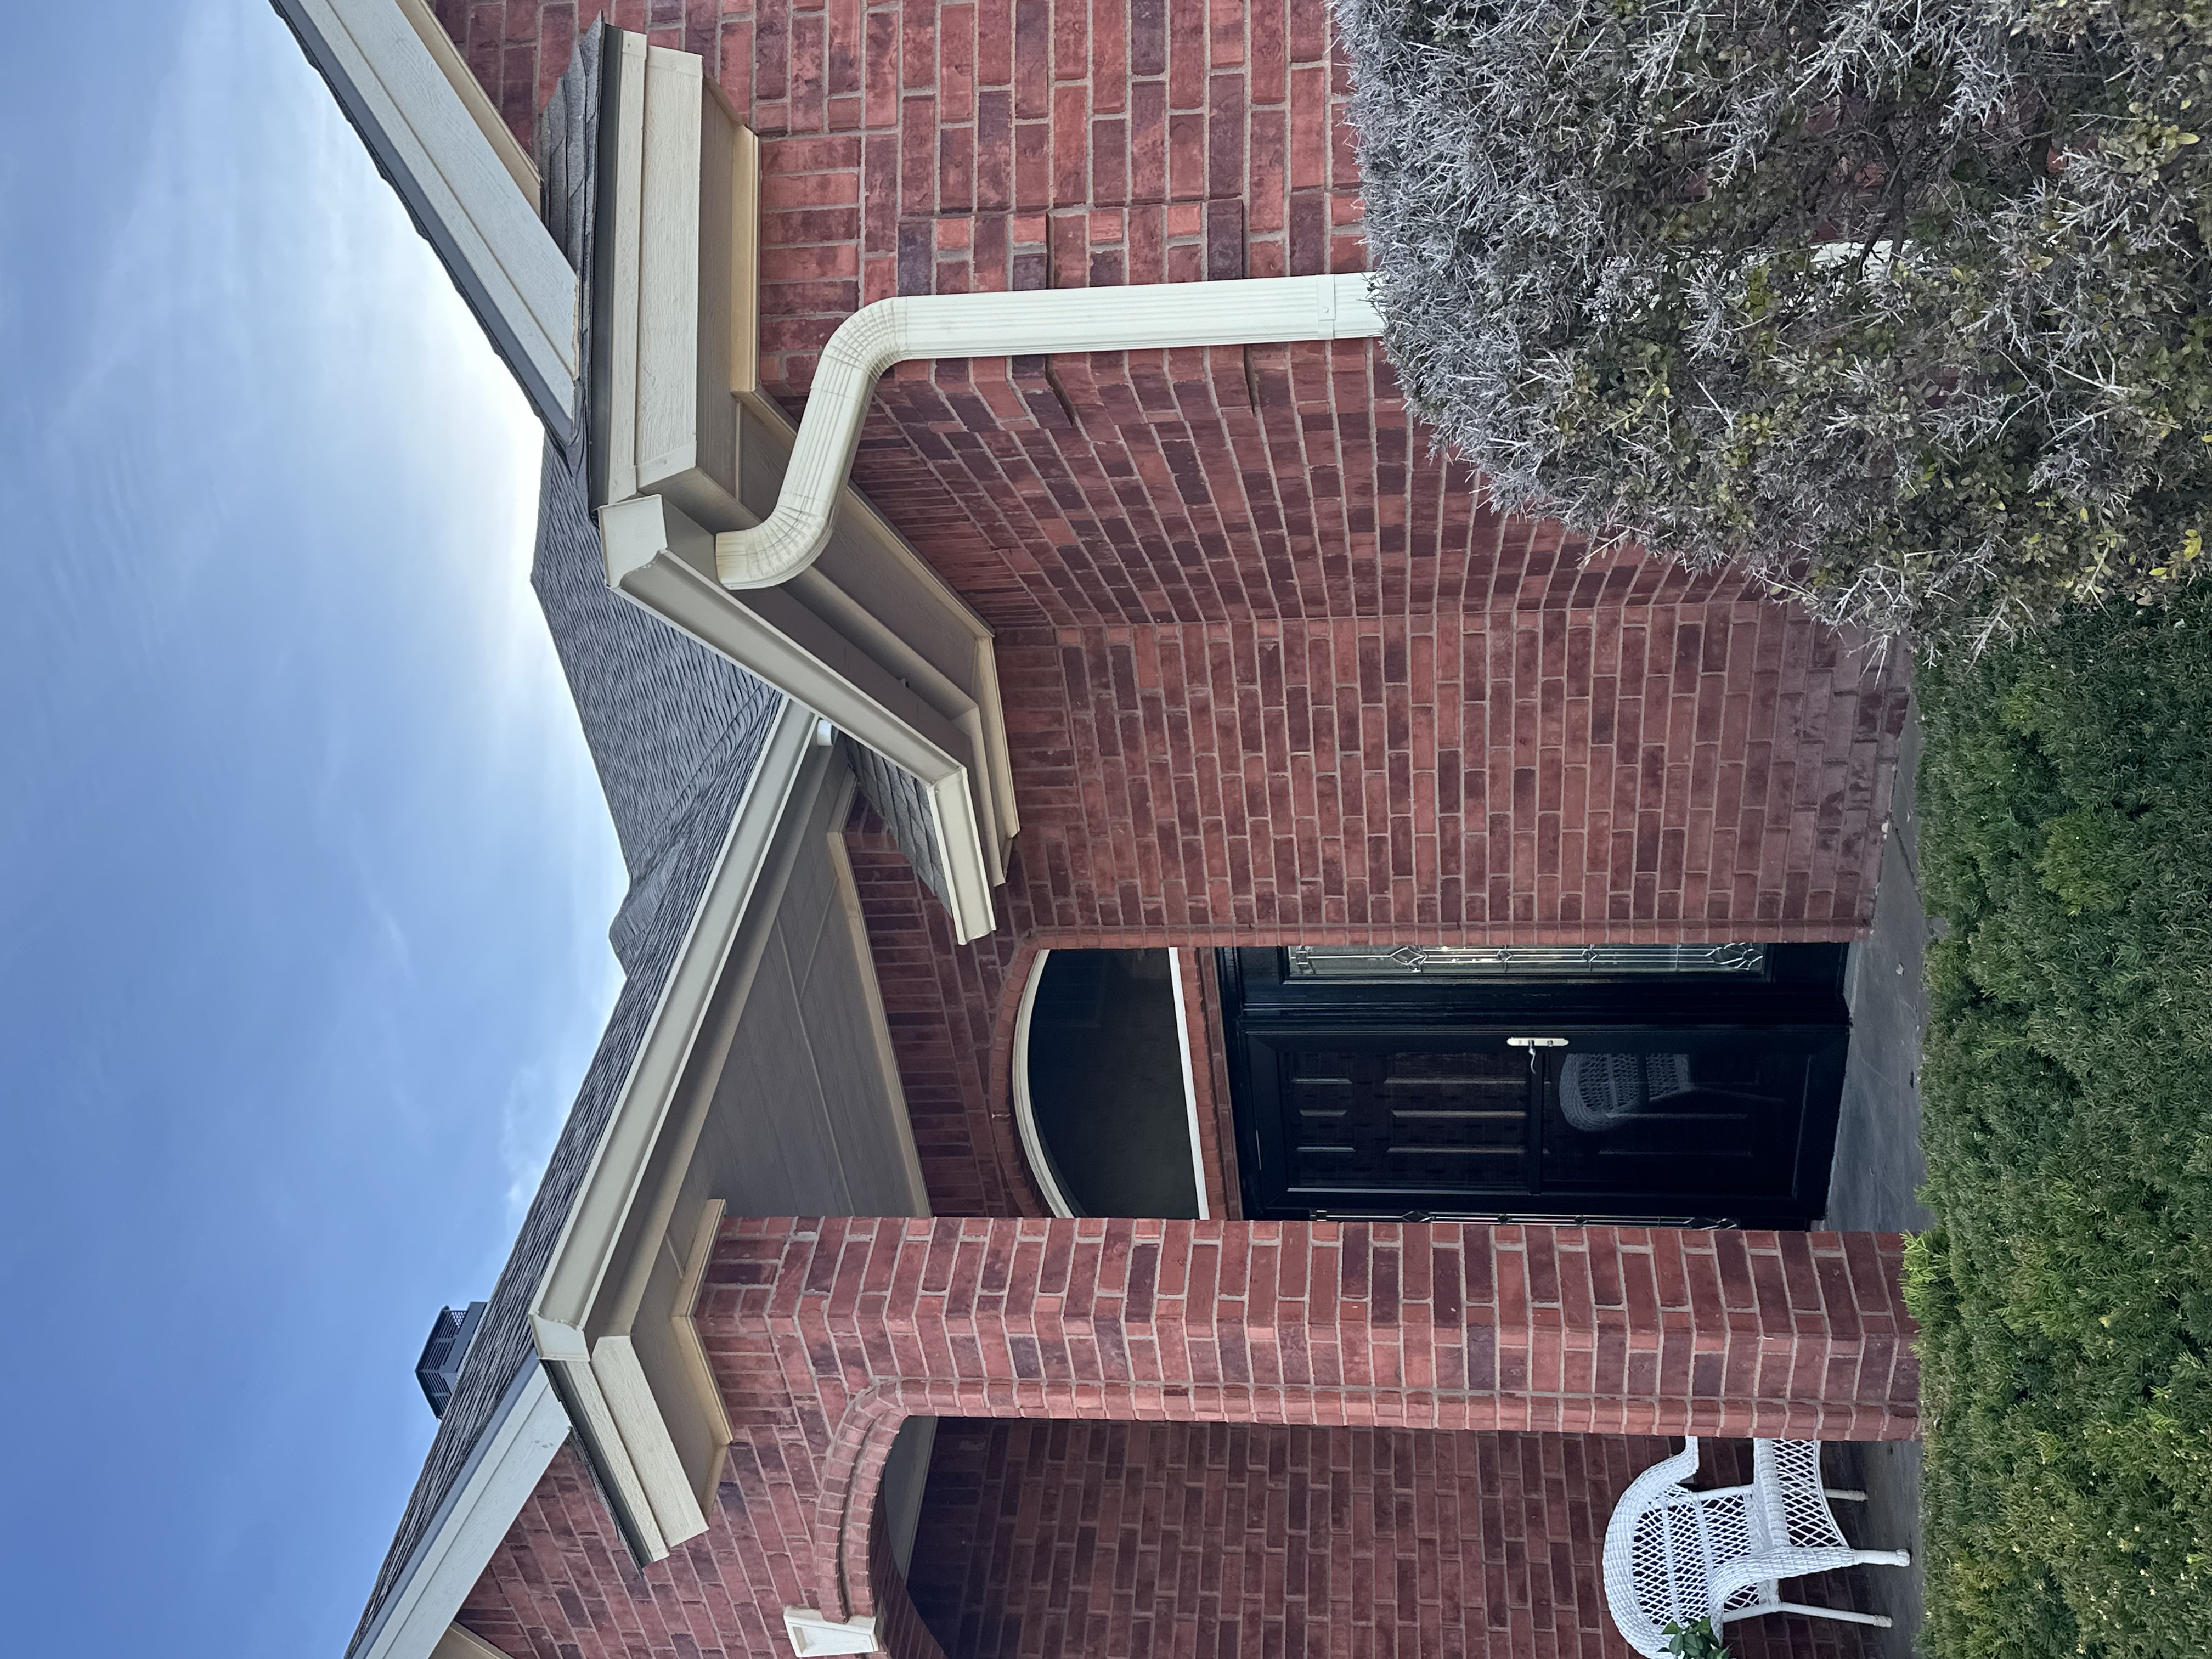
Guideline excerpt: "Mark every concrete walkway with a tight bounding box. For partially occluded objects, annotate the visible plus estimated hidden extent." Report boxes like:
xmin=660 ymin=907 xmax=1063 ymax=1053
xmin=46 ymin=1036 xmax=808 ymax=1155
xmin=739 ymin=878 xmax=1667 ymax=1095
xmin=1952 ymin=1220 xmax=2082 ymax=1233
xmin=1820 ymin=706 xmax=1933 ymax=1658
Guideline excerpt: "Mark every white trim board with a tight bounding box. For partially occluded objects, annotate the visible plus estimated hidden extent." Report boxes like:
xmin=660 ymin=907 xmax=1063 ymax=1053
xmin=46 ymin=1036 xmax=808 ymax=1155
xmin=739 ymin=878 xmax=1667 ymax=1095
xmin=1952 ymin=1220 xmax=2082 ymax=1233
xmin=529 ymin=698 xmax=824 ymax=1560
xmin=1010 ymin=952 xmax=1078 ymax=1219
xmin=273 ymin=0 xmax=580 ymax=437
xmin=351 ymin=1364 xmax=570 ymax=1659
xmin=601 ymin=492 xmax=1002 ymax=943
xmin=1167 ymin=950 xmax=1214 ymax=1221
xmin=588 ymin=30 xmax=1012 ymax=944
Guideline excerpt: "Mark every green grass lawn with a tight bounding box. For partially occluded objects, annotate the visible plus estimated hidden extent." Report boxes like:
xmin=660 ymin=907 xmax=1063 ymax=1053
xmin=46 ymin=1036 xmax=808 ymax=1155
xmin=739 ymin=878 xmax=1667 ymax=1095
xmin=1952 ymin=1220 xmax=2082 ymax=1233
xmin=1910 ymin=588 xmax=2212 ymax=1658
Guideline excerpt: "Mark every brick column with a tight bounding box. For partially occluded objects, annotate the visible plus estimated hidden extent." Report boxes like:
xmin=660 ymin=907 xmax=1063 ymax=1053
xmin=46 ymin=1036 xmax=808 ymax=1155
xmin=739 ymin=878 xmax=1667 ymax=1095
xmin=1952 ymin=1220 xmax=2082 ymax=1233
xmin=698 ymin=1217 xmax=1916 ymax=1623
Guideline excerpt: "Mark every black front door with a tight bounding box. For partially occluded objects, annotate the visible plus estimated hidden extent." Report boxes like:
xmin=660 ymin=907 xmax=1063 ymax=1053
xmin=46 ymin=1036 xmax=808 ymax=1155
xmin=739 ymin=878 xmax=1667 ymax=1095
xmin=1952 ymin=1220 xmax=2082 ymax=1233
xmin=1222 ymin=946 xmax=1849 ymax=1227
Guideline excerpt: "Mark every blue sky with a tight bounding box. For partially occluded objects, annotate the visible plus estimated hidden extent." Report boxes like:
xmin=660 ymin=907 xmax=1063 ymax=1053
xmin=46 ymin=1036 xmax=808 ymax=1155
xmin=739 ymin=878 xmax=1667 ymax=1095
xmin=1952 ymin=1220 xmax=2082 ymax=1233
xmin=0 ymin=4 xmax=626 ymax=1654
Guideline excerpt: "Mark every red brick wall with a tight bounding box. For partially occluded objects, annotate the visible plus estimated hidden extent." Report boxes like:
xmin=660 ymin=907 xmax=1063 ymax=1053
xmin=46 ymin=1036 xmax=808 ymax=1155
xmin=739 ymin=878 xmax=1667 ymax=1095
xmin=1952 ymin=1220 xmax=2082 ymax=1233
xmin=455 ymin=1429 xmax=1871 ymax=1659
xmin=460 ymin=1219 xmax=1911 ymax=1657
xmin=697 ymin=1215 xmax=1916 ymax=1620
xmin=909 ymin=1422 xmax=1874 ymax=1659
xmin=461 ymin=3 xmax=1845 ymax=637
xmin=456 ymin=1440 xmax=805 ymax=1658
xmin=443 ymin=1 xmax=1913 ymax=656
xmin=456 ymin=1444 xmax=950 ymax=1659
xmin=847 ymin=595 xmax=1908 ymax=1216
xmin=991 ymin=610 xmax=1898 ymax=936
xmin=459 ymin=2 xmax=1909 ymax=1215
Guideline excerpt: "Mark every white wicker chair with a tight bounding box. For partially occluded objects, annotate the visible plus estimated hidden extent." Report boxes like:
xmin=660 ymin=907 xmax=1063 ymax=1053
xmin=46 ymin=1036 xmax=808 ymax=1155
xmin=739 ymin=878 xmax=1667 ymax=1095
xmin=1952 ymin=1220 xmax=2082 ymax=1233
xmin=1601 ymin=1438 xmax=1910 ymax=1657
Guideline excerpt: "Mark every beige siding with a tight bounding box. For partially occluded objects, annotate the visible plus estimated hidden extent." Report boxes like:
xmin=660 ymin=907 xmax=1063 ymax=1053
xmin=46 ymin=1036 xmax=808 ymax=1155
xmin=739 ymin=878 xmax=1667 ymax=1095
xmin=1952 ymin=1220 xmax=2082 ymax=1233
xmin=592 ymin=745 xmax=930 ymax=1554
xmin=680 ymin=751 xmax=928 ymax=1222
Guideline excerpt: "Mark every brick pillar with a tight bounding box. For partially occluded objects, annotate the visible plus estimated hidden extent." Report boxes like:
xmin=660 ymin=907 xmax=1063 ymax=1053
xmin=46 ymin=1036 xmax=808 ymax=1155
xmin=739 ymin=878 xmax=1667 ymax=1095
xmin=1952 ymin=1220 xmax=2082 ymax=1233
xmin=699 ymin=1217 xmax=1917 ymax=1623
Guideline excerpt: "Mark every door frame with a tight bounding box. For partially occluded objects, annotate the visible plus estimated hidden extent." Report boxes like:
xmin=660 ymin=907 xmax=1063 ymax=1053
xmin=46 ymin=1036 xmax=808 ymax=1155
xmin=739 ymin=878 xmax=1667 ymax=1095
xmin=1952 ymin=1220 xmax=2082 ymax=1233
xmin=1217 ymin=945 xmax=1850 ymax=1228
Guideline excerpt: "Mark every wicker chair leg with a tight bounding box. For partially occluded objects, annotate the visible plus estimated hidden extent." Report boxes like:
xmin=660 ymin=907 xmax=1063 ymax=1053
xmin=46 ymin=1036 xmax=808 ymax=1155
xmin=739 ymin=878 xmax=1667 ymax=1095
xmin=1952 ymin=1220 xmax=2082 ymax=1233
xmin=1770 ymin=1603 xmax=1895 ymax=1628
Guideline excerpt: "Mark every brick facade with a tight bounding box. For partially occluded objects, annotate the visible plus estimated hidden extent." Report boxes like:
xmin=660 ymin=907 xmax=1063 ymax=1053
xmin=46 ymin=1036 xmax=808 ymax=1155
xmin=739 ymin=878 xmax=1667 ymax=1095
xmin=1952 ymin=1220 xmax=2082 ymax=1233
xmin=432 ymin=8 xmax=1918 ymax=1658
xmin=457 ymin=1446 xmax=952 ymax=1659
xmin=457 ymin=1216 xmax=1910 ymax=1657
xmin=453 ymin=0 xmax=1909 ymax=1219
xmin=892 ymin=603 xmax=1899 ymax=1210
xmin=450 ymin=0 xmax=1907 ymax=949
xmin=695 ymin=1217 xmax=1916 ymax=1623
xmin=910 ymin=1423 xmax=1872 ymax=1659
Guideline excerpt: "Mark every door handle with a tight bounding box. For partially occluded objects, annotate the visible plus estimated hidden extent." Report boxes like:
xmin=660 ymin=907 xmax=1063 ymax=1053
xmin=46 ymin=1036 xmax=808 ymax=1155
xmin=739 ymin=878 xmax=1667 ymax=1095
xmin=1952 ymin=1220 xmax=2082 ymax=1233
xmin=1507 ymin=1034 xmax=1567 ymax=1076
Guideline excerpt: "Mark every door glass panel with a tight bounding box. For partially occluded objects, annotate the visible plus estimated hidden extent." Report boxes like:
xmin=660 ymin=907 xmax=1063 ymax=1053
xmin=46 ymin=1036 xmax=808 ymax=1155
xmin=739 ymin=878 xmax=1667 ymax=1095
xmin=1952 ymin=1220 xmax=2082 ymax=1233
xmin=1285 ymin=943 xmax=1769 ymax=980
xmin=1557 ymin=1052 xmax=1696 ymax=1131
xmin=1541 ymin=1044 xmax=1803 ymax=1197
xmin=1023 ymin=950 xmax=1201 ymax=1218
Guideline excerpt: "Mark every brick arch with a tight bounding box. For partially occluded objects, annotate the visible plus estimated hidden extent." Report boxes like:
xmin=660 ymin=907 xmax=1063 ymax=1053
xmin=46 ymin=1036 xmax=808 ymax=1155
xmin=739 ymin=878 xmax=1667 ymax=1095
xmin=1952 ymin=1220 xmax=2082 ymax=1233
xmin=702 ymin=1216 xmax=1919 ymax=1627
xmin=863 ymin=1479 xmax=949 ymax=1659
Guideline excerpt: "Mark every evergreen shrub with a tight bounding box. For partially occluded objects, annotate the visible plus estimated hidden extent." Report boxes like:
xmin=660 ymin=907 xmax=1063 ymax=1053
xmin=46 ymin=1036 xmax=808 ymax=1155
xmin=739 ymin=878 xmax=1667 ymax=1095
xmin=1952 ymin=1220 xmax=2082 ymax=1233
xmin=1912 ymin=589 xmax=2212 ymax=1657
xmin=1339 ymin=0 xmax=2212 ymax=644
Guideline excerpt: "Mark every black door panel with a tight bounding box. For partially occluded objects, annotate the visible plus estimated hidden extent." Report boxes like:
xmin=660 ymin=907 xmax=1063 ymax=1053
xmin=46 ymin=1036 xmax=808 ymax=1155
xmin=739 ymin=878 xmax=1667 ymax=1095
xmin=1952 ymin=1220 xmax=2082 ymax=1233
xmin=1268 ymin=1039 xmax=1532 ymax=1194
xmin=1223 ymin=948 xmax=1848 ymax=1227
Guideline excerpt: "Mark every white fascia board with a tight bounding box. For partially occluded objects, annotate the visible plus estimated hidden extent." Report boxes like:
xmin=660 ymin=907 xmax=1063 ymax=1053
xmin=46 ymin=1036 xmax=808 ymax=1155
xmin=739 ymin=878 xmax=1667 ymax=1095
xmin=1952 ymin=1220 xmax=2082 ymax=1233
xmin=515 ymin=697 xmax=819 ymax=1563
xmin=272 ymin=0 xmax=580 ymax=437
xmin=533 ymin=696 xmax=819 ymax=1338
xmin=352 ymin=1365 xmax=569 ymax=1659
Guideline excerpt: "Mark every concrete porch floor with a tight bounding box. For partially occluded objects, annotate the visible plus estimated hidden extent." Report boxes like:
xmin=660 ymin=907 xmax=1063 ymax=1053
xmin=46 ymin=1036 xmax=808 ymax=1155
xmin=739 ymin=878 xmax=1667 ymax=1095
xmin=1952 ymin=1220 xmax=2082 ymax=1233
xmin=1821 ymin=704 xmax=1934 ymax=1658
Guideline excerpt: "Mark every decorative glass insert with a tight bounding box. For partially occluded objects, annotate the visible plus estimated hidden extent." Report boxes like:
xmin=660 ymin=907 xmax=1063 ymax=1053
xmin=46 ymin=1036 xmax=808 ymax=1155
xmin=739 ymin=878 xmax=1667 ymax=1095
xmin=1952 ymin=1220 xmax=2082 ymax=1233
xmin=1283 ymin=943 xmax=1769 ymax=980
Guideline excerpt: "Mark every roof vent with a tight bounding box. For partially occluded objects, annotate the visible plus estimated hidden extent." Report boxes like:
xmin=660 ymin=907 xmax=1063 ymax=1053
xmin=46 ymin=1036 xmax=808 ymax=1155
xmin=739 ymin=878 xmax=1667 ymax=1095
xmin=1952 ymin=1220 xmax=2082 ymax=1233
xmin=414 ymin=1301 xmax=488 ymax=1418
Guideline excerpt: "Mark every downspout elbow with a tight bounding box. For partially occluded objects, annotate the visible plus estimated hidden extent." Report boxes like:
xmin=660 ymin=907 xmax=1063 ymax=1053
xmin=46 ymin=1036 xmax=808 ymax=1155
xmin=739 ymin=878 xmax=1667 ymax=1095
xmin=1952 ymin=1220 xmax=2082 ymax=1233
xmin=711 ymin=273 xmax=1384 ymax=590
xmin=714 ymin=297 xmax=910 ymax=589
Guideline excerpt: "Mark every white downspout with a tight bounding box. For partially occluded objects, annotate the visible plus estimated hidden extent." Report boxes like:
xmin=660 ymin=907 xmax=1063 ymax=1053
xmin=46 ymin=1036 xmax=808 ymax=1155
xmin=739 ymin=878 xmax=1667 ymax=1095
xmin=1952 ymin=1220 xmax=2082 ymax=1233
xmin=714 ymin=272 xmax=1384 ymax=589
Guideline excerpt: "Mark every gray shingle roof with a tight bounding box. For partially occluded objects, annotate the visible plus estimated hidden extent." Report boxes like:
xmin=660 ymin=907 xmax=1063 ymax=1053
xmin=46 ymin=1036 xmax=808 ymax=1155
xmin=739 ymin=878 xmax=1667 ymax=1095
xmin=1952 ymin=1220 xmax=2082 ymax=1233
xmin=347 ymin=27 xmax=780 ymax=1657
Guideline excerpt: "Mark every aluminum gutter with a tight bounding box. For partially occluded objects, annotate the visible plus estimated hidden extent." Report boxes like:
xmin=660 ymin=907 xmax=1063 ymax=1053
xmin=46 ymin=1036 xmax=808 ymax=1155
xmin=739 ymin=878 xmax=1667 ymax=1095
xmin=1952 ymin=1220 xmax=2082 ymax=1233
xmin=711 ymin=272 xmax=1385 ymax=589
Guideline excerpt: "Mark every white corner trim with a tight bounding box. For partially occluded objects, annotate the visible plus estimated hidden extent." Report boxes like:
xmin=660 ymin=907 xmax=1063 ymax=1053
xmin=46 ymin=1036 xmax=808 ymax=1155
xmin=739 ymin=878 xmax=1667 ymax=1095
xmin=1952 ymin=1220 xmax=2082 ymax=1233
xmin=1009 ymin=951 xmax=1078 ymax=1218
xmin=273 ymin=0 xmax=580 ymax=437
xmin=713 ymin=272 xmax=1384 ymax=589
xmin=353 ymin=1365 xmax=569 ymax=1659
xmin=1166 ymin=950 xmax=1212 ymax=1221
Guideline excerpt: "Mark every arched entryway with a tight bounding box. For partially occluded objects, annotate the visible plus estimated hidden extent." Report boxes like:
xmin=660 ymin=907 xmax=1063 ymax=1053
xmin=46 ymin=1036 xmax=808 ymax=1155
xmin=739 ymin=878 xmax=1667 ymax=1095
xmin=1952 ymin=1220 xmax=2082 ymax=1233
xmin=1012 ymin=948 xmax=1209 ymax=1219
